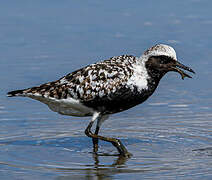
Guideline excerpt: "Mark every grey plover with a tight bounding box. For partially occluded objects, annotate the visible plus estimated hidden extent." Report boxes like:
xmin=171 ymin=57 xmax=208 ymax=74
xmin=7 ymin=44 xmax=195 ymax=157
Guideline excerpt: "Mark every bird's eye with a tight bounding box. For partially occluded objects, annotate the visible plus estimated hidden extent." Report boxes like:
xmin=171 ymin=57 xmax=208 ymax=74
xmin=160 ymin=59 xmax=168 ymax=64
xmin=160 ymin=56 xmax=171 ymax=64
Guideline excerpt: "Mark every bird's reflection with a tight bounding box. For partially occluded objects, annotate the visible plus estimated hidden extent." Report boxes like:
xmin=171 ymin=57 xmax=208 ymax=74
xmin=56 ymin=153 xmax=130 ymax=180
xmin=92 ymin=152 xmax=130 ymax=167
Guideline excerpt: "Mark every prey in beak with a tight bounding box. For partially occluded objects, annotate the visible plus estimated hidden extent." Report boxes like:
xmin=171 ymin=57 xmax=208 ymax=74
xmin=170 ymin=61 xmax=195 ymax=80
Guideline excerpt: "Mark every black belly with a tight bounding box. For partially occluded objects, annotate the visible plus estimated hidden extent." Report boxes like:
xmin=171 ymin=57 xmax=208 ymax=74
xmin=82 ymin=86 xmax=156 ymax=114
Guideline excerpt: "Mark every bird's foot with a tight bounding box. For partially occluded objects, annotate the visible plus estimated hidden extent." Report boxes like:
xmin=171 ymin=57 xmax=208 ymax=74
xmin=112 ymin=139 xmax=132 ymax=158
xmin=85 ymin=121 xmax=132 ymax=157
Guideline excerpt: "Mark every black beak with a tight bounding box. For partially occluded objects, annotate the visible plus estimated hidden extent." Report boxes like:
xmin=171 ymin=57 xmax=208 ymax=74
xmin=171 ymin=61 xmax=195 ymax=80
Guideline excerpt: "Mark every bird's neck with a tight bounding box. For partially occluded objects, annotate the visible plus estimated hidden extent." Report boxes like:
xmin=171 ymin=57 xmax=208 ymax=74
xmin=145 ymin=68 xmax=167 ymax=92
xmin=138 ymin=56 xmax=166 ymax=82
xmin=146 ymin=68 xmax=166 ymax=81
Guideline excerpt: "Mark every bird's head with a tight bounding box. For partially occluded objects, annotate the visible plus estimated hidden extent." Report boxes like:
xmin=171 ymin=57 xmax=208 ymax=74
xmin=142 ymin=44 xmax=195 ymax=79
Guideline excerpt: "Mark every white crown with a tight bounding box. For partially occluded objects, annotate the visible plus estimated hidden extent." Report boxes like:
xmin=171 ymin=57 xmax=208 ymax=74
xmin=141 ymin=44 xmax=177 ymax=61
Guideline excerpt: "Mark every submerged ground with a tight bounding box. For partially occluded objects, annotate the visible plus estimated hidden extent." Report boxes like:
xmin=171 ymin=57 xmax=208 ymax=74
xmin=1 ymin=0 xmax=212 ymax=179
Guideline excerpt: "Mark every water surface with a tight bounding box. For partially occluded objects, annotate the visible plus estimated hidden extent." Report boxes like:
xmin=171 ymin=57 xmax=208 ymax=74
xmin=1 ymin=0 xmax=212 ymax=179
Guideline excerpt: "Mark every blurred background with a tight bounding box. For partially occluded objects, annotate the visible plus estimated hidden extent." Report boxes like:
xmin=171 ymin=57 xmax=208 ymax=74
xmin=0 ymin=0 xmax=212 ymax=179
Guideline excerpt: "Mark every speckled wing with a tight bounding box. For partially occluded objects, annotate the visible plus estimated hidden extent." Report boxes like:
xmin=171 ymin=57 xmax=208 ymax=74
xmin=10 ymin=55 xmax=138 ymax=114
xmin=66 ymin=55 xmax=139 ymax=113
xmin=62 ymin=55 xmax=136 ymax=101
xmin=18 ymin=55 xmax=136 ymax=112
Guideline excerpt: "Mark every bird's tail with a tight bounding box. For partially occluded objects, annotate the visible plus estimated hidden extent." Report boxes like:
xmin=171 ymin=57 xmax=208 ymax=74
xmin=7 ymin=89 xmax=27 ymax=97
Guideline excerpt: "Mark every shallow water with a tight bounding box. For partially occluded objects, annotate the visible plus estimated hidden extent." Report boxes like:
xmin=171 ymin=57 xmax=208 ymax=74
xmin=1 ymin=0 xmax=212 ymax=179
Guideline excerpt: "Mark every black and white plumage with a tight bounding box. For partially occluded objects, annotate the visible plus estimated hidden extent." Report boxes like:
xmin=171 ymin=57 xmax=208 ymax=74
xmin=7 ymin=44 xmax=195 ymax=157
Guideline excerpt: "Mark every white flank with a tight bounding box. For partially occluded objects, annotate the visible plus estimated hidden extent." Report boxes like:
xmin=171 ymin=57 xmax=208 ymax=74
xmin=28 ymin=94 xmax=94 ymax=117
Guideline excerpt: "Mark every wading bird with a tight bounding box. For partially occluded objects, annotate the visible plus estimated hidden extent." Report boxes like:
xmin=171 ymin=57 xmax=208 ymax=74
xmin=7 ymin=44 xmax=195 ymax=157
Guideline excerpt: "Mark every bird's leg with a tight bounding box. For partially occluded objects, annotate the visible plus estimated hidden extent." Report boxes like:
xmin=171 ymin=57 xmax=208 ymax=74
xmin=85 ymin=120 xmax=99 ymax=152
xmin=92 ymin=125 xmax=100 ymax=153
xmin=85 ymin=121 xmax=131 ymax=157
